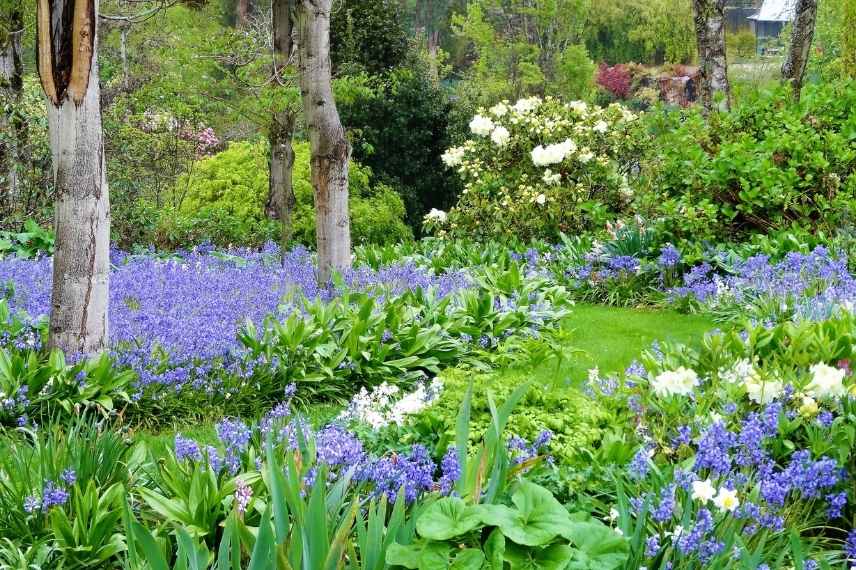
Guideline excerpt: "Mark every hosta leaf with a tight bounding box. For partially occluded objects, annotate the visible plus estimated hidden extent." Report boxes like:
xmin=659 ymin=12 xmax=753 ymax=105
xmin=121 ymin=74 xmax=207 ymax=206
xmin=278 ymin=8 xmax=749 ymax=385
xmin=416 ymin=497 xmax=483 ymax=541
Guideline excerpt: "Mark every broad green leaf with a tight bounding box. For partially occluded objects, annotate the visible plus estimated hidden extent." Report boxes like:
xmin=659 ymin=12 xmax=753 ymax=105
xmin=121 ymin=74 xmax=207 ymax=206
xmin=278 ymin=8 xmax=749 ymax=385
xmin=477 ymin=482 xmax=571 ymax=546
xmin=450 ymin=548 xmax=485 ymax=570
xmin=386 ymin=543 xmax=422 ymax=569
xmin=416 ymin=497 xmax=483 ymax=541
xmin=504 ymin=543 xmax=574 ymax=570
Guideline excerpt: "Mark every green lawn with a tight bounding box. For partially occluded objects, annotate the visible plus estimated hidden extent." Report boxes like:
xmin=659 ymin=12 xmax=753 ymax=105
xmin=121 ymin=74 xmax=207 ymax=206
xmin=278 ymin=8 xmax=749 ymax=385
xmin=521 ymin=303 xmax=716 ymax=389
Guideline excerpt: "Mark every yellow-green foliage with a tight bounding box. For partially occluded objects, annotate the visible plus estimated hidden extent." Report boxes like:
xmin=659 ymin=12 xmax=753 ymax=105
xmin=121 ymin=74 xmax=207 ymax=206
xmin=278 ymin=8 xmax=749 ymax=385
xmin=157 ymin=140 xmax=412 ymax=248
xmin=418 ymin=368 xmax=611 ymax=466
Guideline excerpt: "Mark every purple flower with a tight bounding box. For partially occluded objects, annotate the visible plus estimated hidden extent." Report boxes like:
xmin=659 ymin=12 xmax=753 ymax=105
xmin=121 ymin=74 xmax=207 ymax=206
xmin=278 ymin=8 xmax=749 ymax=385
xmin=645 ymin=534 xmax=660 ymax=557
xmin=41 ymin=481 xmax=69 ymax=509
xmin=60 ymin=469 xmax=76 ymax=486
xmin=23 ymin=495 xmax=40 ymax=513
xmin=845 ymin=529 xmax=856 ymax=562
xmin=175 ymin=434 xmax=202 ymax=462
xmin=234 ymin=480 xmax=252 ymax=514
xmin=658 ymin=244 xmax=681 ymax=268
xmin=439 ymin=447 xmax=460 ymax=495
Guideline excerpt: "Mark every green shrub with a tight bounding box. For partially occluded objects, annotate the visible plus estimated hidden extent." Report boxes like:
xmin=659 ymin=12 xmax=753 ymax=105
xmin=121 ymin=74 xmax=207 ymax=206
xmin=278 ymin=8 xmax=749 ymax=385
xmin=156 ymin=140 xmax=413 ymax=248
xmin=410 ymin=368 xmax=610 ymax=468
xmin=441 ymin=96 xmax=648 ymax=241
xmin=638 ymin=81 xmax=856 ymax=246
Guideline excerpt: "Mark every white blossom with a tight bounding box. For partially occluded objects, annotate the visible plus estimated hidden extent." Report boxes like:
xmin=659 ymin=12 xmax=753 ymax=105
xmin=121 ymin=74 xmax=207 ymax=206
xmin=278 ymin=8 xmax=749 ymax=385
xmin=491 ymin=126 xmax=511 ymax=147
xmin=441 ymin=146 xmax=466 ymax=167
xmin=469 ymin=114 xmax=495 ymax=136
xmin=651 ymin=367 xmax=699 ymax=397
xmin=806 ymin=363 xmax=847 ymax=399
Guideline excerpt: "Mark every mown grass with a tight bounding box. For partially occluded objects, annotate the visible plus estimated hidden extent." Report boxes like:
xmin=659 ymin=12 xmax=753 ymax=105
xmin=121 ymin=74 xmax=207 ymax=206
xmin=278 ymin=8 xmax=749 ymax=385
xmin=520 ymin=303 xmax=716 ymax=389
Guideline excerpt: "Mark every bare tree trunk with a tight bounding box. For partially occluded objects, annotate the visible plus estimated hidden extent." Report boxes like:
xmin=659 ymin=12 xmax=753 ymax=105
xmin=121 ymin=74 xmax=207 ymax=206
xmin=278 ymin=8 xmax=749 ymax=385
xmin=37 ymin=0 xmax=110 ymax=354
xmin=693 ymin=0 xmax=731 ymax=114
xmin=0 ymin=8 xmax=23 ymax=212
xmin=295 ymin=0 xmax=351 ymax=283
xmin=120 ymin=24 xmax=129 ymax=90
xmin=266 ymin=111 xmax=297 ymax=258
xmin=782 ymin=0 xmax=817 ymax=101
xmin=236 ymin=0 xmax=252 ymax=27
xmin=268 ymin=0 xmax=297 ymax=261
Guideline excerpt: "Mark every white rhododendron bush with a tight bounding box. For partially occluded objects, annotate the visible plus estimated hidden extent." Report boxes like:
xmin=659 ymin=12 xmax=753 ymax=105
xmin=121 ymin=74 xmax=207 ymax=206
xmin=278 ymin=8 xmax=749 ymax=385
xmin=436 ymin=96 xmax=647 ymax=240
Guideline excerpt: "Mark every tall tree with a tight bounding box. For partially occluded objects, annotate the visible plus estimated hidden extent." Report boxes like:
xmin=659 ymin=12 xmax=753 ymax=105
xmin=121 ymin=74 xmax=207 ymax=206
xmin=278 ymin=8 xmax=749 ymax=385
xmin=0 ymin=4 xmax=24 ymax=209
xmin=267 ymin=0 xmax=297 ymax=258
xmin=693 ymin=0 xmax=730 ymax=113
xmin=36 ymin=0 xmax=110 ymax=354
xmin=294 ymin=0 xmax=351 ymax=283
xmin=782 ymin=0 xmax=818 ymax=100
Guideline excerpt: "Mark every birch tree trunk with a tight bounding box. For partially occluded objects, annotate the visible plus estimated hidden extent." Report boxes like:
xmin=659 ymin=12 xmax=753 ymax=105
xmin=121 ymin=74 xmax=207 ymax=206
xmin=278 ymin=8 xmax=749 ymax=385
xmin=37 ymin=0 xmax=110 ymax=354
xmin=294 ymin=0 xmax=351 ymax=283
xmin=782 ymin=0 xmax=817 ymax=101
xmin=693 ymin=0 xmax=731 ymax=114
xmin=0 ymin=7 xmax=23 ymax=209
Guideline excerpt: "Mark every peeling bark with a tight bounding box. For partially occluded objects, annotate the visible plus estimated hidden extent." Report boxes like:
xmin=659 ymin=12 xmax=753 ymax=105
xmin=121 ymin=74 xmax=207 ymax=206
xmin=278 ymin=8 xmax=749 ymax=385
xmin=782 ymin=0 xmax=817 ymax=101
xmin=693 ymin=0 xmax=730 ymax=114
xmin=37 ymin=0 xmax=110 ymax=354
xmin=0 ymin=7 xmax=23 ymax=207
xmin=294 ymin=0 xmax=351 ymax=283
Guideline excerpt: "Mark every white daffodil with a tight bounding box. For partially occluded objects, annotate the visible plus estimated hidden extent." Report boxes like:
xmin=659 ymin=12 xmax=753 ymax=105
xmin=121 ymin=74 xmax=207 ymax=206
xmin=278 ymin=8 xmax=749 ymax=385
xmin=713 ymin=488 xmax=739 ymax=512
xmin=691 ymin=479 xmax=716 ymax=504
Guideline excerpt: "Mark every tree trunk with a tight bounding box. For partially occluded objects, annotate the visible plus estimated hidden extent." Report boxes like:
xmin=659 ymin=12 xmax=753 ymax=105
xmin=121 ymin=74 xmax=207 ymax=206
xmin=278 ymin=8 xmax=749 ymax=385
xmin=268 ymin=0 xmax=297 ymax=260
xmin=37 ymin=0 xmax=110 ymax=354
xmin=0 ymin=7 xmax=24 ymax=211
xmin=782 ymin=0 xmax=817 ymax=101
xmin=236 ymin=0 xmax=253 ymax=27
xmin=266 ymin=111 xmax=297 ymax=258
xmin=693 ymin=0 xmax=730 ymax=114
xmin=294 ymin=0 xmax=351 ymax=283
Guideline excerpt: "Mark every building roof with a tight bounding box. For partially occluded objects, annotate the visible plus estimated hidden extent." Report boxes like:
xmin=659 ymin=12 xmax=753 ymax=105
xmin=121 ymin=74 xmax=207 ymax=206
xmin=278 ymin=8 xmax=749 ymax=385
xmin=748 ymin=0 xmax=796 ymax=22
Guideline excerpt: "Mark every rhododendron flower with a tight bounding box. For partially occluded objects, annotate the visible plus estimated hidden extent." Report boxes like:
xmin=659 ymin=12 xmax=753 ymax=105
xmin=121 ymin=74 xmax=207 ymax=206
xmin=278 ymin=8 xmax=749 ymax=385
xmin=568 ymin=100 xmax=588 ymax=114
xmin=593 ymin=120 xmax=608 ymax=133
xmin=512 ymin=97 xmax=540 ymax=114
xmin=535 ymin=193 xmax=547 ymax=205
xmin=651 ymin=367 xmax=699 ymax=397
xmin=542 ymin=170 xmax=561 ymax=186
xmin=469 ymin=114 xmax=494 ymax=136
xmin=531 ymin=139 xmax=576 ymax=167
xmin=424 ymin=209 xmax=448 ymax=223
xmin=806 ymin=363 xmax=846 ymax=399
xmin=745 ymin=379 xmax=784 ymax=404
xmin=490 ymin=126 xmax=510 ymax=147
xmin=441 ymin=147 xmax=465 ymax=167
xmin=489 ymin=102 xmax=509 ymax=117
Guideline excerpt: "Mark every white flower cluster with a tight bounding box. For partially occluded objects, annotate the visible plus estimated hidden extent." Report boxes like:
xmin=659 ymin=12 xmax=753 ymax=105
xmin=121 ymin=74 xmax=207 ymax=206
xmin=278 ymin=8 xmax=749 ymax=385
xmin=651 ymin=366 xmax=699 ymax=397
xmin=531 ymin=139 xmax=577 ymax=167
xmin=424 ymin=208 xmax=448 ymax=224
xmin=717 ymin=360 xmax=848 ymax=404
xmin=806 ymin=362 xmax=847 ymax=399
xmin=469 ymin=114 xmax=495 ymax=137
xmin=337 ymin=378 xmax=443 ymax=429
xmin=441 ymin=146 xmax=466 ymax=167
